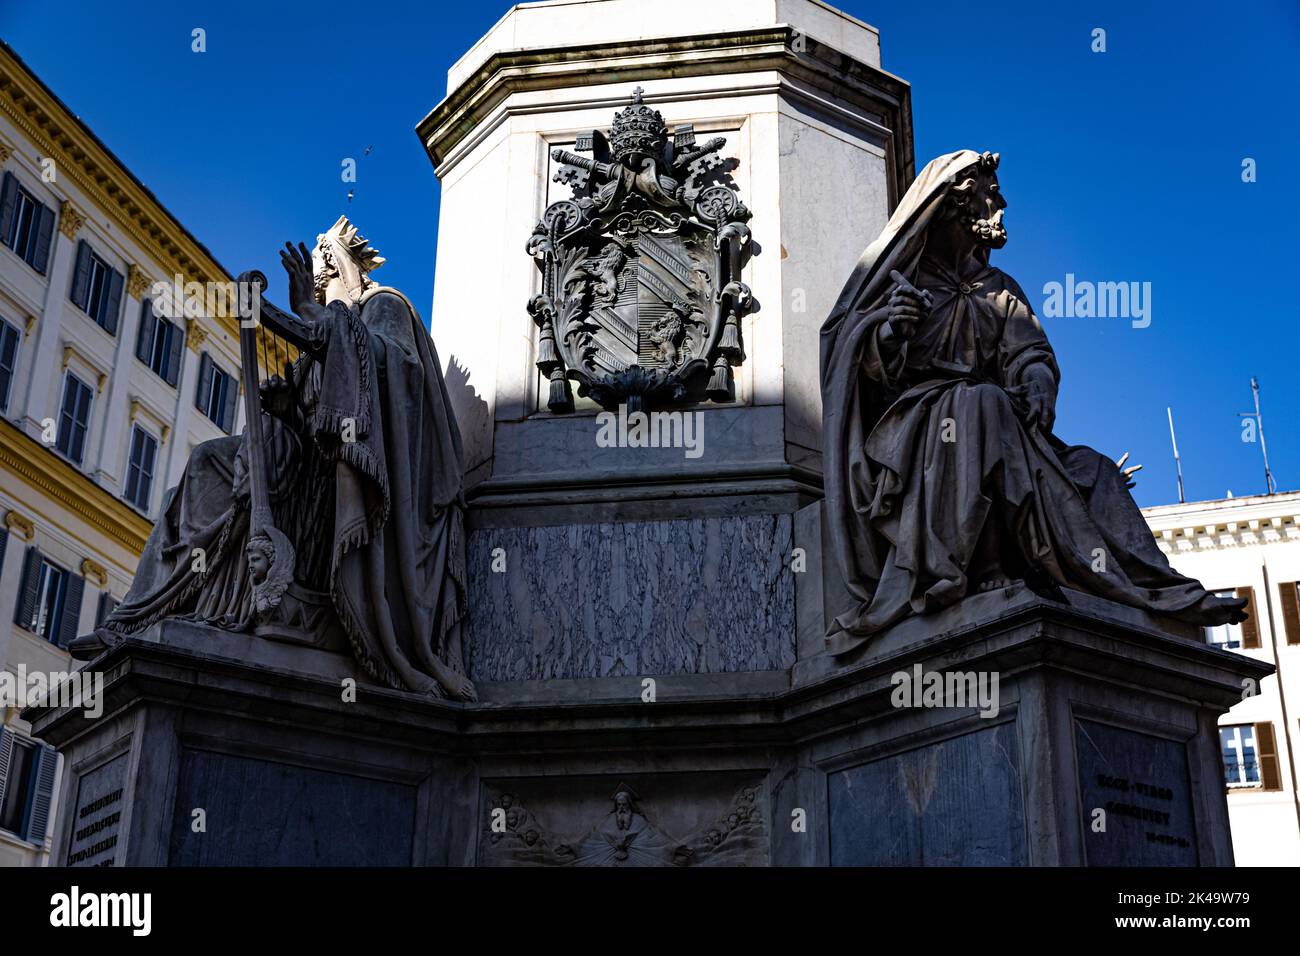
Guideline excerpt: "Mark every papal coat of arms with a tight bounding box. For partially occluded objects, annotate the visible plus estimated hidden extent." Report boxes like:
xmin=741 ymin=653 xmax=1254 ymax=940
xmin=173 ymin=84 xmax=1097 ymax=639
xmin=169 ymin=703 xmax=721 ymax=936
xmin=526 ymin=87 xmax=757 ymax=412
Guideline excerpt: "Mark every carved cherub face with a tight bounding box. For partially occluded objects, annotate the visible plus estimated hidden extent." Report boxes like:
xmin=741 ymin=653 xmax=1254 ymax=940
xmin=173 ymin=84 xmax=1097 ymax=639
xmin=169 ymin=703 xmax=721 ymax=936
xmin=246 ymin=539 xmax=273 ymax=584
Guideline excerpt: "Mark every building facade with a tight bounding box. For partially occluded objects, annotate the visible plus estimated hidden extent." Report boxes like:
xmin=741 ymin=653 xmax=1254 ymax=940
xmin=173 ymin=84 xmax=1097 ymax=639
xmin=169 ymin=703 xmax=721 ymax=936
xmin=1143 ymin=490 xmax=1300 ymax=866
xmin=0 ymin=42 xmax=244 ymax=866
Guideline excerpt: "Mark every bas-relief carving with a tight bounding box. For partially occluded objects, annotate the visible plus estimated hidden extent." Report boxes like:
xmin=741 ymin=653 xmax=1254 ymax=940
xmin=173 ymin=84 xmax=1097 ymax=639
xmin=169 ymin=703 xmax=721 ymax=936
xmin=481 ymin=781 xmax=766 ymax=866
xmin=819 ymin=150 xmax=1247 ymax=655
xmin=465 ymin=514 xmax=796 ymax=681
xmin=527 ymin=87 xmax=758 ymax=413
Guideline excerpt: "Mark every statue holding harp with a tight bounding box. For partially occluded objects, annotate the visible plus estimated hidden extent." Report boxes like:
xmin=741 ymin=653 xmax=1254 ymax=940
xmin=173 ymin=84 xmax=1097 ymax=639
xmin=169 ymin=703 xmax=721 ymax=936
xmin=70 ymin=217 xmax=477 ymax=701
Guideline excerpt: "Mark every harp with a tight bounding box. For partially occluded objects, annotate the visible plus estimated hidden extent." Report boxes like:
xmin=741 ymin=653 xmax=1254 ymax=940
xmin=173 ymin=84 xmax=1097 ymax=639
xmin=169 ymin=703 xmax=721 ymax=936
xmin=233 ymin=270 xmax=317 ymax=619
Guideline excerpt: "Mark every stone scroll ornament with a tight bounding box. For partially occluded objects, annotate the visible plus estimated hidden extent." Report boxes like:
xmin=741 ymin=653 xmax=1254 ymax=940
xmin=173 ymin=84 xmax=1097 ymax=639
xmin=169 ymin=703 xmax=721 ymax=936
xmin=526 ymin=87 xmax=757 ymax=413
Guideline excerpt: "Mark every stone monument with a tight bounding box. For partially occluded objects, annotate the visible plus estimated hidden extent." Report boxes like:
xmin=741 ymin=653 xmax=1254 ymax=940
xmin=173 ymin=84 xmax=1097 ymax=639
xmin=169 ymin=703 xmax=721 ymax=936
xmin=27 ymin=0 xmax=1269 ymax=867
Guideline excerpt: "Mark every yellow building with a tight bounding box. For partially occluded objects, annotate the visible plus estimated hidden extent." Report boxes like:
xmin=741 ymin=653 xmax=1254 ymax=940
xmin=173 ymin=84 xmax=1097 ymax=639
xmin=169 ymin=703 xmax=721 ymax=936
xmin=0 ymin=41 xmax=245 ymax=866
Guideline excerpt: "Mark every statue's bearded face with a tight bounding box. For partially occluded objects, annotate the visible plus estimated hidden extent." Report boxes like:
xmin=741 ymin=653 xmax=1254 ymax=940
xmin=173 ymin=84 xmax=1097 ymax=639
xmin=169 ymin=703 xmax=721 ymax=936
xmin=943 ymin=163 xmax=1008 ymax=251
xmin=970 ymin=172 xmax=1007 ymax=249
xmin=311 ymin=244 xmax=335 ymax=304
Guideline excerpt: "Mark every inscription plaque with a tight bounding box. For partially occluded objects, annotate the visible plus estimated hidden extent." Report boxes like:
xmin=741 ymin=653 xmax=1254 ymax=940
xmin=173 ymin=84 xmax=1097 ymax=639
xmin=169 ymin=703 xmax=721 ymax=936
xmin=1075 ymin=719 xmax=1198 ymax=866
xmin=66 ymin=753 xmax=128 ymax=867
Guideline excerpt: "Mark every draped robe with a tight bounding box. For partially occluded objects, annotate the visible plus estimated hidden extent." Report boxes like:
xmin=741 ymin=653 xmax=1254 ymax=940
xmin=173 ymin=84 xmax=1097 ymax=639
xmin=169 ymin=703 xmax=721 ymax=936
xmin=92 ymin=287 xmax=470 ymax=695
xmin=820 ymin=151 xmax=1243 ymax=655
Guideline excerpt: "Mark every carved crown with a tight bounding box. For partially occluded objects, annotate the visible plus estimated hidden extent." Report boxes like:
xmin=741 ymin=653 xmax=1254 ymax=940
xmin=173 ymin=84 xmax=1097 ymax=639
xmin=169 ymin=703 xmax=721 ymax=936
xmin=609 ymin=87 xmax=667 ymax=160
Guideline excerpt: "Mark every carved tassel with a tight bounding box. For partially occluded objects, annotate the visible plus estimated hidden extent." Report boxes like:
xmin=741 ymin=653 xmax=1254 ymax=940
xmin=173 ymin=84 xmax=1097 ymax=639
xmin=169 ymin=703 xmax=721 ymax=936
xmin=706 ymin=359 xmax=732 ymax=402
xmin=537 ymin=334 xmax=559 ymax=367
xmin=548 ymin=375 xmax=573 ymax=413
xmin=719 ymin=319 xmax=740 ymax=352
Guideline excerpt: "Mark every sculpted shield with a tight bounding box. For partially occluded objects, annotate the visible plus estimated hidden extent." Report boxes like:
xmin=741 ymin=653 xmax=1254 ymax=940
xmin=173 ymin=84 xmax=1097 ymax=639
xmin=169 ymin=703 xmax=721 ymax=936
xmin=527 ymin=87 xmax=757 ymax=412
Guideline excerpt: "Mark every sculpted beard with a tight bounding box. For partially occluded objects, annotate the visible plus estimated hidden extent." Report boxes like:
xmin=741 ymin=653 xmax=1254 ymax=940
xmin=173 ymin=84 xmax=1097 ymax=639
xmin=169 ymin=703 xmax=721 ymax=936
xmin=972 ymin=206 xmax=1006 ymax=248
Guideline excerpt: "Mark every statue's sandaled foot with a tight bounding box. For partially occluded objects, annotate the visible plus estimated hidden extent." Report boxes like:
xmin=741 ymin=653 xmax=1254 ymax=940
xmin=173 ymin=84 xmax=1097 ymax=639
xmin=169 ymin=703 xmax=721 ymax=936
xmin=430 ymin=659 xmax=478 ymax=702
xmin=976 ymin=575 xmax=1020 ymax=593
xmin=67 ymin=628 xmax=119 ymax=662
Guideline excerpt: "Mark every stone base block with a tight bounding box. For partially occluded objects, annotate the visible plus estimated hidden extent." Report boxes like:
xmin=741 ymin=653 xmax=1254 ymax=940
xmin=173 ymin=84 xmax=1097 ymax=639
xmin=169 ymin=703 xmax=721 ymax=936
xmin=28 ymin=589 xmax=1268 ymax=866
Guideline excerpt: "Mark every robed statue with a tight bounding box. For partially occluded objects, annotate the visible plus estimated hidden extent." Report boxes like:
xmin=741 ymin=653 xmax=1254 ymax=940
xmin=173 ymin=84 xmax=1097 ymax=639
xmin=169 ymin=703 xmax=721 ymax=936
xmin=820 ymin=150 xmax=1245 ymax=655
xmin=71 ymin=217 xmax=477 ymax=701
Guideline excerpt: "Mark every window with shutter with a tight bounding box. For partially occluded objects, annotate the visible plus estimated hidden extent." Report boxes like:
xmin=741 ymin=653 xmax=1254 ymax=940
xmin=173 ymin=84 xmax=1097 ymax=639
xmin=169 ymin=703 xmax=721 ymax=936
xmin=72 ymin=244 xmax=123 ymax=335
xmin=1220 ymin=725 xmax=1261 ymax=788
xmin=15 ymin=549 xmax=71 ymax=644
xmin=134 ymin=298 xmax=157 ymax=364
xmin=0 ymin=177 xmax=51 ymax=273
xmin=69 ymin=239 xmax=91 ymax=310
xmin=0 ymin=171 xmax=17 ymax=243
xmin=165 ymin=318 xmax=184 ymax=387
xmin=13 ymin=544 xmax=42 ymax=628
xmin=1236 ymin=587 xmax=1261 ymax=649
xmin=0 ymin=733 xmax=35 ymax=836
xmin=1255 ymin=722 xmax=1282 ymax=791
xmin=24 ymin=745 xmax=58 ymax=845
xmin=30 ymin=201 xmax=54 ymax=275
xmin=1280 ymin=581 xmax=1300 ymax=646
xmin=124 ymin=425 xmax=158 ymax=511
xmin=55 ymin=372 xmax=94 ymax=465
xmin=0 ymin=318 xmax=20 ymax=411
xmin=0 ymin=728 xmax=11 ymax=818
xmin=195 ymin=352 xmax=213 ymax=412
xmin=101 ymin=266 xmax=124 ymax=335
xmin=57 ymin=571 xmax=84 ymax=647
xmin=219 ymin=366 xmax=238 ymax=432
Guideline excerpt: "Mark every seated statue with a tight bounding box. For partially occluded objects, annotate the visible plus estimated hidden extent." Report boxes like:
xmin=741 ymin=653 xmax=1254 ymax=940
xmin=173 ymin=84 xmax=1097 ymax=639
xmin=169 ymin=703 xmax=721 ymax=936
xmin=70 ymin=217 xmax=476 ymax=701
xmin=819 ymin=150 xmax=1245 ymax=655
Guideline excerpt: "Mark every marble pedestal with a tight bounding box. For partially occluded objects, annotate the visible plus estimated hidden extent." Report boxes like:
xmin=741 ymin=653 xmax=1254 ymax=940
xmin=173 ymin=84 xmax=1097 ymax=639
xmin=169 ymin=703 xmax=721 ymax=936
xmin=29 ymin=586 xmax=1268 ymax=866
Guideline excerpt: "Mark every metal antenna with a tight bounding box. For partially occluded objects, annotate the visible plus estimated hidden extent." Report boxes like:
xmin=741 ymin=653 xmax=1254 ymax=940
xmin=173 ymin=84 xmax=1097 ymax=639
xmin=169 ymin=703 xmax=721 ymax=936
xmin=1238 ymin=377 xmax=1278 ymax=495
xmin=1167 ymin=407 xmax=1185 ymax=503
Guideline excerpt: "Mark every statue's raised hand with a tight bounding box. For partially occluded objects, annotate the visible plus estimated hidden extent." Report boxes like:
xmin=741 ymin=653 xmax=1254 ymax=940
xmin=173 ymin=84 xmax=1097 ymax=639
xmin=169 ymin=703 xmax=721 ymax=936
xmin=886 ymin=269 xmax=932 ymax=341
xmin=280 ymin=241 xmax=317 ymax=315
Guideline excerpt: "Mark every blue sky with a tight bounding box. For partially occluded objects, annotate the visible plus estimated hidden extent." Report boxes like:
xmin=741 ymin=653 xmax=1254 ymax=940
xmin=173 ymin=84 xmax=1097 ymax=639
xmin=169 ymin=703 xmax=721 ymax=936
xmin=1 ymin=0 xmax=1296 ymax=507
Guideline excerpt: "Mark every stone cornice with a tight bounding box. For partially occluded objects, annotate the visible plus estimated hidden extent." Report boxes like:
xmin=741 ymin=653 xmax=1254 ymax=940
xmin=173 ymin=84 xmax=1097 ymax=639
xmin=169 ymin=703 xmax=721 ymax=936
xmin=1144 ymin=492 xmax=1300 ymax=555
xmin=0 ymin=418 xmax=150 ymax=553
xmin=415 ymin=26 xmax=913 ymax=200
xmin=1154 ymin=517 xmax=1300 ymax=556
